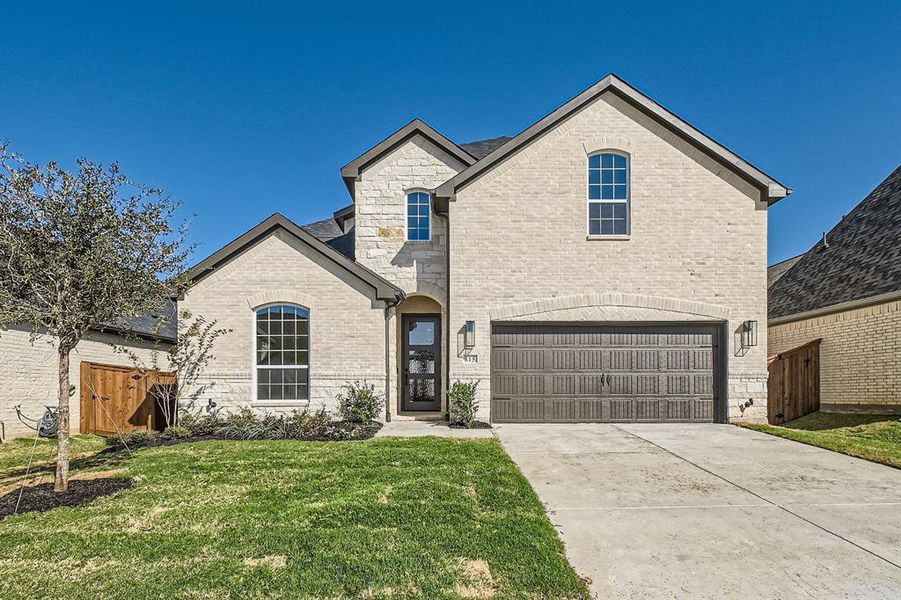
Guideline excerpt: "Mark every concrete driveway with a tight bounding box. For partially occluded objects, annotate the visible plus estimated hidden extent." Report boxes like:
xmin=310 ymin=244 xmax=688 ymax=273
xmin=494 ymin=423 xmax=901 ymax=599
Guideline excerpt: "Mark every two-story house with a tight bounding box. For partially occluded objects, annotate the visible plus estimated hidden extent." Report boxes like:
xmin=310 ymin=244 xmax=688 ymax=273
xmin=183 ymin=74 xmax=790 ymax=424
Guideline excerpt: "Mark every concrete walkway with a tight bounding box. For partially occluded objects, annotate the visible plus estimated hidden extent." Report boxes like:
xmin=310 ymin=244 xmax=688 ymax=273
xmin=494 ymin=423 xmax=901 ymax=600
xmin=374 ymin=420 xmax=495 ymax=439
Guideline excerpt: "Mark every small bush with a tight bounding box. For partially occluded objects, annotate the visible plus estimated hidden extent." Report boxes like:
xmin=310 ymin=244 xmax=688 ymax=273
xmin=448 ymin=380 xmax=480 ymax=428
xmin=105 ymin=429 xmax=158 ymax=449
xmin=336 ymin=381 xmax=383 ymax=424
xmin=179 ymin=409 xmax=226 ymax=437
xmin=159 ymin=426 xmax=191 ymax=440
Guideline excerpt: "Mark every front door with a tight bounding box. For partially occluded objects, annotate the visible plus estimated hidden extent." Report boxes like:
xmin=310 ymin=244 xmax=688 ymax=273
xmin=402 ymin=314 xmax=441 ymax=412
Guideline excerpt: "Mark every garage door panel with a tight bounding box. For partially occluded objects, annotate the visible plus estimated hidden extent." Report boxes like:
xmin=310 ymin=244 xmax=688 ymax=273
xmin=518 ymin=349 xmax=545 ymax=370
xmin=491 ymin=323 xmax=720 ymax=423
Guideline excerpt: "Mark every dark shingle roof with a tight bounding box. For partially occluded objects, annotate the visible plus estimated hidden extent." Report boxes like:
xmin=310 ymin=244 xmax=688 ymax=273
xmin=459 ymin=136 xmax=512 ymax=160
xmin=302 ymin=218 xmax=355 ymax=260
xmin=767 ymin=254 xmax=803 ymax=288
xmin=100 ymin=299 xmax=177 ymax=342
xmin=769 ymin=165 xmax=901 ymax=320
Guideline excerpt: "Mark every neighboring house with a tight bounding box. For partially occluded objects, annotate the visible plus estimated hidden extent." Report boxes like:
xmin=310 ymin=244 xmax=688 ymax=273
xmin=0 ymin=303 xmax=176 ymax=440
xmin=769 ymin=164 xmax=901 ymax=413
xmin=182 ymin=74 xmax=790 ymax=424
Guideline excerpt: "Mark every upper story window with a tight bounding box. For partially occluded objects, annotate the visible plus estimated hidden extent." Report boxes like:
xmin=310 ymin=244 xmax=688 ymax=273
xmin=255 ymin=304 xmax=309 ymax=401
xmin=407 ymin=191 xmax=431 ymax=241
xmin=588 ymin=152 xmax=629 ymax=235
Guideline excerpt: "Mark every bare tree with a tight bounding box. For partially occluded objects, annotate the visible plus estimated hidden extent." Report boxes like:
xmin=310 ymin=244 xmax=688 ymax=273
xmin=0 ymin=145 xmax=191 ymax=491
xmin=119 ymin=310 xmax=230 ymax=428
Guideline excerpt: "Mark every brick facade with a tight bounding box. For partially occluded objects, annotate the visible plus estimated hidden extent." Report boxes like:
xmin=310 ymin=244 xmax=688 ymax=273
xmin=0 ymin=327 xmax=167 ymax=440
xmin=769 ymin=298 xmax=901 ymax=409
xmin=179 ymin=230 xmax=387 ymax=417
xmin=447 ymin=92 xmax=769 ymax=421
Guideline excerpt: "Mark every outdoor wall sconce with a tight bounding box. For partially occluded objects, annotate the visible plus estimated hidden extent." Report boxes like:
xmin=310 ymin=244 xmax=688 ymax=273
xmin=464 ymin=320 xmax=476 ymax=349
xmin=741 ymin=320 xmax=758 ymax=348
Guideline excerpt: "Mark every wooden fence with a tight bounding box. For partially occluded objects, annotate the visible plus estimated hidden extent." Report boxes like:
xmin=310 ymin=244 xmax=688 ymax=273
xmin=767 ymin=339 xmax=821 ymax=425
xmin=80 ymin=361 xmax=176 ymax=436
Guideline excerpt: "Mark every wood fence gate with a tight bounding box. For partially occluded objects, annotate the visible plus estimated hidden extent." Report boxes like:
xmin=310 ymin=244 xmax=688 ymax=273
xmin=80 ymin=362 xmax=176 ymax=436
xmin=767 ymin=339 xmax=821 ymax=425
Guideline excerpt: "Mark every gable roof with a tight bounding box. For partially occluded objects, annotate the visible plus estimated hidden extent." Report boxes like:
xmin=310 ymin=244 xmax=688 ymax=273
xmin=340 ymin=119 xmax=477 ymax=199
xmin=434 ymin=74 xmax=790 ymax=207
xmin=187 ymin=213 xmax=404 ymax=302
xmin=767 ymin=254 xmax=804 ymax=289
xmin=460 ymin=136 xmax=512 ymax=160
xmin=769 ymin=164 xmax=901 ymax=323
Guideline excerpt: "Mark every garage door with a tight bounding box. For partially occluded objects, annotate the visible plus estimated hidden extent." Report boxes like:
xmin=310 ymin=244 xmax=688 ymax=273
xmin=490 ymin=324 xmax=721 ymax=423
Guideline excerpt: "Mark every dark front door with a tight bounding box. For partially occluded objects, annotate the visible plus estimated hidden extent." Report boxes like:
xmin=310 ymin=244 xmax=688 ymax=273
xmin=402 ymin=314 xmax=441 ymax=412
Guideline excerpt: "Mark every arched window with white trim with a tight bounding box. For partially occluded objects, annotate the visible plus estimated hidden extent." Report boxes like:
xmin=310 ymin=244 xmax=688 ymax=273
xmin=255 ymin=304 xmax=309 ymax=401
xmin=588 ymin=152 xmax=630 ymax=235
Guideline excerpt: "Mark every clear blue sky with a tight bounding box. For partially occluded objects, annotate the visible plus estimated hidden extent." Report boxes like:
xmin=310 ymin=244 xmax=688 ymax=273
xmin=2 ymin=1 xmax=899 ymax=265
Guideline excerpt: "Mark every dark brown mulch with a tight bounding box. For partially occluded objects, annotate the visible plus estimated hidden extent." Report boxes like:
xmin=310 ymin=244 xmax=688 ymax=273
xmin=449 ymin=421 xmax=493 ymax=429
xmin=0 ymin=478 xmax=133 ymax=519
xmin=104 ymin=421 xmax=384 ymax=451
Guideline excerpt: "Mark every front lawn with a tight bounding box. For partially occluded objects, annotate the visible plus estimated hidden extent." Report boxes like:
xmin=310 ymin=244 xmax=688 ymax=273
xmin=0 ymin=434 xmax=105 ymax=474
xmin=738 ymin=412 xmax=901 ymax=469
xmin=0 ymin=437 xmax=589 ymax=599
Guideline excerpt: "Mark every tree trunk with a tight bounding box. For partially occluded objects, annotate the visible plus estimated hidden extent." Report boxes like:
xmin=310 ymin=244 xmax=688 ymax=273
xmin=54 ymin=344 xmax=71 ymax=492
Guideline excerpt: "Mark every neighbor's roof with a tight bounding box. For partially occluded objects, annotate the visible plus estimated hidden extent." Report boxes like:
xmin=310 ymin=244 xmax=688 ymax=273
xmin=187 ymin=213 xmax=404 ymax=302
xmin=435 ymin=73 xmax=791 ymax=206
xmin=767 ymin=254 xmax=804 ymax=289
xmin=98 ymin=299 xmax=177 ymax=343
xmin=769 ymin=164 xmax=901 ymax=323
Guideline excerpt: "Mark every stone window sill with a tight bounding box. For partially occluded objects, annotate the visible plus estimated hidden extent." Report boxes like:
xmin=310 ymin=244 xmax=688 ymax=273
xmin=251 ymin=400 xmax=311 ymax=409
xmin=586 ymin=234 xmax=631 ymax=241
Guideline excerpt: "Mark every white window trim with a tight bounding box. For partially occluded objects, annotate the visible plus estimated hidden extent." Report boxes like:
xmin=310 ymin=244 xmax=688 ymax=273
xmin=586 ymin=150 xmax=631 ymax=238
xmin=251 ymin=302 xmax=311 ymax=406
xmin=405 ymin=189 xmax=432 ymax=242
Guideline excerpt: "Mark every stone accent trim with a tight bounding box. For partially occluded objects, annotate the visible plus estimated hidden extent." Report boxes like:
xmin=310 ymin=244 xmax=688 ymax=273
xmin=488 ymin=293 xmax=730 ymax=322
xmin=245 ymin=289 xmax=318 ymax=311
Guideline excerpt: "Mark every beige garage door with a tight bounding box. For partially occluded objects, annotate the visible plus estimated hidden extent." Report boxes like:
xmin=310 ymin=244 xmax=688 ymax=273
xmin=490 ymin=324 xmax=721 ymax=423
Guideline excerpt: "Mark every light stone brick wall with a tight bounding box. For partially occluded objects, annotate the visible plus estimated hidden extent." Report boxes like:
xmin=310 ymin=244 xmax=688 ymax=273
xmin=353 ymin=133 xmax=465 ymax=414
xmin=0 ymin=327 xmax=168 ymax=440
xmin=448 ymin=91 xmax=770 ymax=421
xmin=354 ymin=133 xmax=465 ymax=301
xmin=769 ymin=298 xmax=901 ymax=409
xmin=179 ymin=229 xmax=388 ymax=418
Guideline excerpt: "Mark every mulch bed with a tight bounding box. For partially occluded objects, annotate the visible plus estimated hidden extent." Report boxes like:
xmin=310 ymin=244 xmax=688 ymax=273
xmin=449 ymin=421 xmax=493 ymax=429
xmin=0 ymin=478 xmax=133 ymax=519
xmin=105 ymin=421 xmax=384 ymax=451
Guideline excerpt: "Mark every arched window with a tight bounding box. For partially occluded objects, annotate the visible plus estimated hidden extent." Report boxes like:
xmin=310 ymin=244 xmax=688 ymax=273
xmin=406 ymin=191 xmax=431 ymax=241
xmin=588 ymin=152 xmax=629 ymax=235
xmin=255 ymin=304 xmax=309 ymax=401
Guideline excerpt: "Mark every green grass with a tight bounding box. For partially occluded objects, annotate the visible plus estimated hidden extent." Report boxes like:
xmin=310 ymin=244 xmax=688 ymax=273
xmin=0 ymin=438 xmax=589 ymax=599
xmin=0 ymin=434 xmax=106 ymax=474
xmin=738 ymin=412 xmax=901 ymax=469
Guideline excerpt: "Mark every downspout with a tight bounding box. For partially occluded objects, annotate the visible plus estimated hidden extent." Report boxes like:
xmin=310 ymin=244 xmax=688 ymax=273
xmin=444 ymin=199 xmax=452 ymax=421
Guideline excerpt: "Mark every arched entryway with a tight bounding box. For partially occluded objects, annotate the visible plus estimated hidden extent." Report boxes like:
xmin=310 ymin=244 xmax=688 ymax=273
xmin=395 ymin=294 xmax=443 ymax=414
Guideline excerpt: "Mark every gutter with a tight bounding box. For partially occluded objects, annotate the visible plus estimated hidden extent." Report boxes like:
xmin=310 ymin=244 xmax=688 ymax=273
xmin=769 ymin=289 xmax=901 ymax=326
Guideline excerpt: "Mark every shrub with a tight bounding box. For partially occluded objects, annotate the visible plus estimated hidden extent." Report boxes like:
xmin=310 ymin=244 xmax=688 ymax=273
xmin=448 ymin=380 xmax=480 ymax=428
xmin=179 ymin=408 xmax=226 ymax=437
xmin=159 ymin=426 xmax=191 ymax=440
xmin=336 ymin=381 xmax=383 ymax=424
xmin=105 ymin=429 xmax=158 ymax=449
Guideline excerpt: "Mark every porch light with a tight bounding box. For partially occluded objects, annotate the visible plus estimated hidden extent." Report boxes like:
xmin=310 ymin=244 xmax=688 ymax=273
xmin=464 ymin=321 xmax=476 ymax=349
xmin=741 ymin=320 xmax=758 ymax=348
